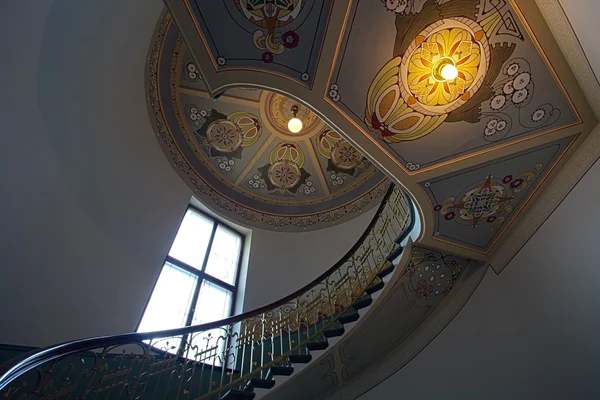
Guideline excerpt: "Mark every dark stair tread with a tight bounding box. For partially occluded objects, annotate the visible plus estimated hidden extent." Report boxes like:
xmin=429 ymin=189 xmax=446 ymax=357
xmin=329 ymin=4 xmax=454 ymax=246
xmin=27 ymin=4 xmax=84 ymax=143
xmin=221 ymin=389 xmax=256 ymax=400
xmin=306 ymin=341 xmax=328 ymax=351
xmin=338 ymin=308 xmax=360 ymax=324
xmin=377 ymin=262 xmax=395 ymax=278
xmin=289 ymin=354 xmax=312 ymax=364
xmin=269 ymin=365 xmax=294 ymax=376
xmin=247 ymin=378 xmax=276 ymax=390
xmin=323 ymin=326 xmax=345 ymax=338
xmin=366 ymin=279 xmax=385 ymax=295
xmin=352 ymin=294 xmax=373 ymax=310
xmin=386 ymin=246 xmax=404 ymax=262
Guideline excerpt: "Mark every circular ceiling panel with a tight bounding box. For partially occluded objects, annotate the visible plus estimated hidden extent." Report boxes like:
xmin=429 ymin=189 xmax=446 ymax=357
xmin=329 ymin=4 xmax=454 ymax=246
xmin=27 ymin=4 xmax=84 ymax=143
xmin=146 ymin=11 xmax=389 ymax=231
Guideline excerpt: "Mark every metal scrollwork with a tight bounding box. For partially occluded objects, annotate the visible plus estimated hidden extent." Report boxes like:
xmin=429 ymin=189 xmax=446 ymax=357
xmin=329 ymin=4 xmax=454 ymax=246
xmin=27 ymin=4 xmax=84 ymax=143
xmin=0 ymin=186 xmax=413 ymax=400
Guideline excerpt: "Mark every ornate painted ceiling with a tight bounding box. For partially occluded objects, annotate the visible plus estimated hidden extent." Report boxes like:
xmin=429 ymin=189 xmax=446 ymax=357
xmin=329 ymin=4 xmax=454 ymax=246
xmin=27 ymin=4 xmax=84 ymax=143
xmin=158 ymin=0 xmax=597 ymax=264
xmin=147 ymin=17 xmax=389 ymax=231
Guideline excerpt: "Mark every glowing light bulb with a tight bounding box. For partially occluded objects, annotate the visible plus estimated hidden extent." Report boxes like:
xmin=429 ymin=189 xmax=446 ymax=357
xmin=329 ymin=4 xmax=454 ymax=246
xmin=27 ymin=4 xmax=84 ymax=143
xmin=440 ymin=64 xmax=458 ymax=81
xmin=287 ymin=117 xmax=303 ymax=133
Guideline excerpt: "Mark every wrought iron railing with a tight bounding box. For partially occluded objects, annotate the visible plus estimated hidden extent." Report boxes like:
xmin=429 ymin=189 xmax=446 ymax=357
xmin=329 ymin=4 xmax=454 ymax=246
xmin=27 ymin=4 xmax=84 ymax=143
xmin=0 ymin=184 xmax=413 ymax=400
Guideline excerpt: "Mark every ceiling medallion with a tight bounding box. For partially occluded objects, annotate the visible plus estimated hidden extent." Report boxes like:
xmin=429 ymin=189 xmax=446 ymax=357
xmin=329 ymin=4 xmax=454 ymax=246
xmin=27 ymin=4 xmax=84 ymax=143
xmin=366 ymin=17 xmax=492 ymax=144
xmin=401 ymin=19 xmax=489 ymax=114
xmin=261 ymin=91 xmax=323 ymax=139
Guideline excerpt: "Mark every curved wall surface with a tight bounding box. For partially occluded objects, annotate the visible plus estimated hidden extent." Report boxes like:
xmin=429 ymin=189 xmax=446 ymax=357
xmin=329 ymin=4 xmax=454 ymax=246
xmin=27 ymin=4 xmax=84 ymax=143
xmin=0 ymin=0 xmax=380 ymax=347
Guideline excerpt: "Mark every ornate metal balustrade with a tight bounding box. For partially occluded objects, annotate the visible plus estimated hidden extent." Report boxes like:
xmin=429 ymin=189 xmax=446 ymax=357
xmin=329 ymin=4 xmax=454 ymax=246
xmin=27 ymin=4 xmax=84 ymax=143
xmin=0 ymin=184 xmax=413 ymax=400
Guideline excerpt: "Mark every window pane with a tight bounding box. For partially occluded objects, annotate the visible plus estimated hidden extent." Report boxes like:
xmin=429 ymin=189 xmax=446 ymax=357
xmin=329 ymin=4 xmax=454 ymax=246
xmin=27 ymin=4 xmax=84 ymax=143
xmin=137 ymin=262 xmax=197 ymax=333
xmin=204 ymin=225 xmax=242 ymax=285
xmin=188 ymin=282 xmax=232 ymax=366
xmin=169 ymin=209 xmax=213 ymax=270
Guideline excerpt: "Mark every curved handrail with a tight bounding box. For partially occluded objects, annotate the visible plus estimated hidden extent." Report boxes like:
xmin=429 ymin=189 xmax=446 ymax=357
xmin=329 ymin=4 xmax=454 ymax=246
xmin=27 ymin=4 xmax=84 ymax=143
xmin=0 ymin=183 xmax=414 ymax=397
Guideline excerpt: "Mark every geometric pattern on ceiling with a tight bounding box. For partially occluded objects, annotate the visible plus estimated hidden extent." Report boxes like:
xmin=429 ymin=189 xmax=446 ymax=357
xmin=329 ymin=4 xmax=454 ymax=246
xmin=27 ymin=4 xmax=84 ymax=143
xmin=147 ymin=12 xmax=389 ymax=232
xmin=419 ymin=134 xmax=576 ymax=253
xmin=179 ymin=0 xmax=333 ymax=87
xmin=326 ymin=0 xmax=581 ymax=174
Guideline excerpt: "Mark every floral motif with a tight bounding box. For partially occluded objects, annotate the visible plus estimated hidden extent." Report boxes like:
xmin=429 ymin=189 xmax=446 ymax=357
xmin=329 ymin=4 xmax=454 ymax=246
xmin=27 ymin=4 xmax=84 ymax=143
xmin=262 ymin=51 xmax=274 ymax=63
xmin=331 ymin=141 xmax=363 ymax=170
xmin=383 ymin=0 xmax=409 ymax=13
xmin=317 ymin=129 xmax=366 ymax=186
xmin=300 ymin=180 xmax=316 ymax=195
xmin=256 ymin=143 xmax=311 ymax=195
xmin=184 ymin=62 xmax=199 ymax=81
xmin=187 ymin=105 xmax=208 ymax=126
xmin=483 ymin=117 xmax=507 ymax=137
xmin=406 ymin=249 xmax=466 ymax=301
xmin=282 ymin=31 xmax=300 ymax=49
xmin=406 ymin=162 xmax=420 ymax=171
xmin=147 ymin=9 xmax=391 ymax=231
xmin=365 ymin=16 xmax=493 ymax=144
xmin=216 ymin=158 xmax=235 ymax=173
xmin=328 ymin=84 xmax=341 ymax=102
xmin=407 ymin=27 xmax=483 ymax=107
xmin=206 ymin=120 xmax=244 ymax=153
xmin=434 ymin=165 xmax=543 ymax=232
xmin=532 ymin=108 xmax=546 ymax=122
xmin=235 ymin=0 xmax=304 ymax=61
xmin=330 ymin=172 xmax=347 ymax=187
xmin=268 ymin=161 xmax=301 ymax=189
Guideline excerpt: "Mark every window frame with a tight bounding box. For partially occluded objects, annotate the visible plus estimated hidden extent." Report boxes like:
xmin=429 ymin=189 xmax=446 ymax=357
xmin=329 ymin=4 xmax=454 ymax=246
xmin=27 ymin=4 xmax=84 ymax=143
xmin=136 ymin=205 xmax=245 ymax=333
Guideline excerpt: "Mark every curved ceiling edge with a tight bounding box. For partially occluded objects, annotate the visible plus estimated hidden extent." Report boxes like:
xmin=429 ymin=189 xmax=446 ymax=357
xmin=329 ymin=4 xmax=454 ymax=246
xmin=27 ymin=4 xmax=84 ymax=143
xmin=163 ymin=0 xmax=597 ymax=258
xmin=146 ymin=11 xmax=391 ymax=232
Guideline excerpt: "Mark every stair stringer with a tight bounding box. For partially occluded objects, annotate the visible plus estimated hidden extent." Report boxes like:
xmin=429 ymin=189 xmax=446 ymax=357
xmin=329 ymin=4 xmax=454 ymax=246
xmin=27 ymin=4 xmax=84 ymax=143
xmin=259 ymin=242 xmax=487 ymax=400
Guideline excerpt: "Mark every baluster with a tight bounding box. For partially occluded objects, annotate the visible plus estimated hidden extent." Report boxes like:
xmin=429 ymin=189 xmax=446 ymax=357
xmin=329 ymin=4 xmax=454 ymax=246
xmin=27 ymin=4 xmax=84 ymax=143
xmin=279 ymin=309 xmax=284 ymax=362
xmin=239 ymin=322 xmax=247 ymax=384
xmin=228 ymin=324 xmax=237 ymax=387
xmin=196 ymin=333 xmax=209 ymax=397
xmin=260 ymin=312 xmax=266 ymax=378
xmin=325 ymin=277 xmax=336 ymax=331
xmin=288 ymin=306 xmax=294 ymax=360
xmin=208 ymin=334 xmax=217 ymax=396
xmin=218 ymin=325 xmax=230 ymax=396
xmin=270 ymin=315 xmax=275 ymax=368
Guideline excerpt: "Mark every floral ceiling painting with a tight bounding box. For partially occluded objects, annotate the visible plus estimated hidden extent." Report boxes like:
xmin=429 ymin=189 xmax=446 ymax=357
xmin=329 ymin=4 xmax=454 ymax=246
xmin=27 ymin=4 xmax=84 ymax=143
xmin=147 ymin=13 xmax=388 ymax=231
xmin=327 ymin=0 xmax=580 ymax=173
xmin=419 ymin=135 xmax=575 ymax=253
xmin=179 ymin=0 xmax=333 ymax=86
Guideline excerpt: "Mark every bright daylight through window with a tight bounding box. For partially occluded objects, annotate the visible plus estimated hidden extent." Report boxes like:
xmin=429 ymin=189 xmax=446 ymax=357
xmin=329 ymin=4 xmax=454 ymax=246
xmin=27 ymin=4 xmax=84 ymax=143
xmin=137 ymin=207 xmax=243 ymax=345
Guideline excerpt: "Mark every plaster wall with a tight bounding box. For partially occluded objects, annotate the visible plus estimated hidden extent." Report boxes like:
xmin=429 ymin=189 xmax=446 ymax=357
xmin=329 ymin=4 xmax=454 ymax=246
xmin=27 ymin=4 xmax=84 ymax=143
xmin=358 ymin=124 xmax=600 ymax=399
xmin=0 ymin=0 xmax=377 ymax=347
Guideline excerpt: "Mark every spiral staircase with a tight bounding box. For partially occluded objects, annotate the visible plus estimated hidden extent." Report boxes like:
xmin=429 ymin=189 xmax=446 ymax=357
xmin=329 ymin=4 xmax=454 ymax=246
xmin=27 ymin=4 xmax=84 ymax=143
xmin=0 ymin=185 xmax=410 ymax=399
xmin=4 ymin=0 xmax=597 ymax=398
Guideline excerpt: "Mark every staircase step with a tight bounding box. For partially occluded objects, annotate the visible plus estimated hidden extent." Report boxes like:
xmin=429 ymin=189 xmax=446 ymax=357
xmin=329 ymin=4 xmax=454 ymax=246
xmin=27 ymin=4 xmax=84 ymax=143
xmin=352 ymin=294 xmax=373 ymax=310
xmin=386 ymin=246 xmax=404 ymax=262
xmin=306 ymin=341 xmax=328 ymax=351
xmin=268 ymin=366 xmax=294 ymax=376
xmin=338 ymin=308 xmax=360 ymax=324
xmin=377 ymin=263 xmax=395 ymax=279
xmin=289 ymin=354 xmax=312 ymax=364
xmin=248 ymin=378 xmax=276 ymax=390
xmin=323 ymin=326 xmax=345 ymax=338
xmin=366 ymin=279 xmax=384 ymax=295
xmin=221 ymin=389 xmax=255 ymax=400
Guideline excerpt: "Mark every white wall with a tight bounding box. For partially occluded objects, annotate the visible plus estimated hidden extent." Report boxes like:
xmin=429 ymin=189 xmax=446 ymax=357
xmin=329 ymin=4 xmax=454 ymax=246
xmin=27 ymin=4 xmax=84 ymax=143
xmin=0 ymin=0 xmax=191 ymax=347
xmin=0 ymin=0 xmax=380 ymax=347
xmin=557 ymin=0 xmax=600 ymax=81
xmin=359 ymin=127 xmax=600 ymax=399
xmin=243 ymin=207 xmax=377 ymax=311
